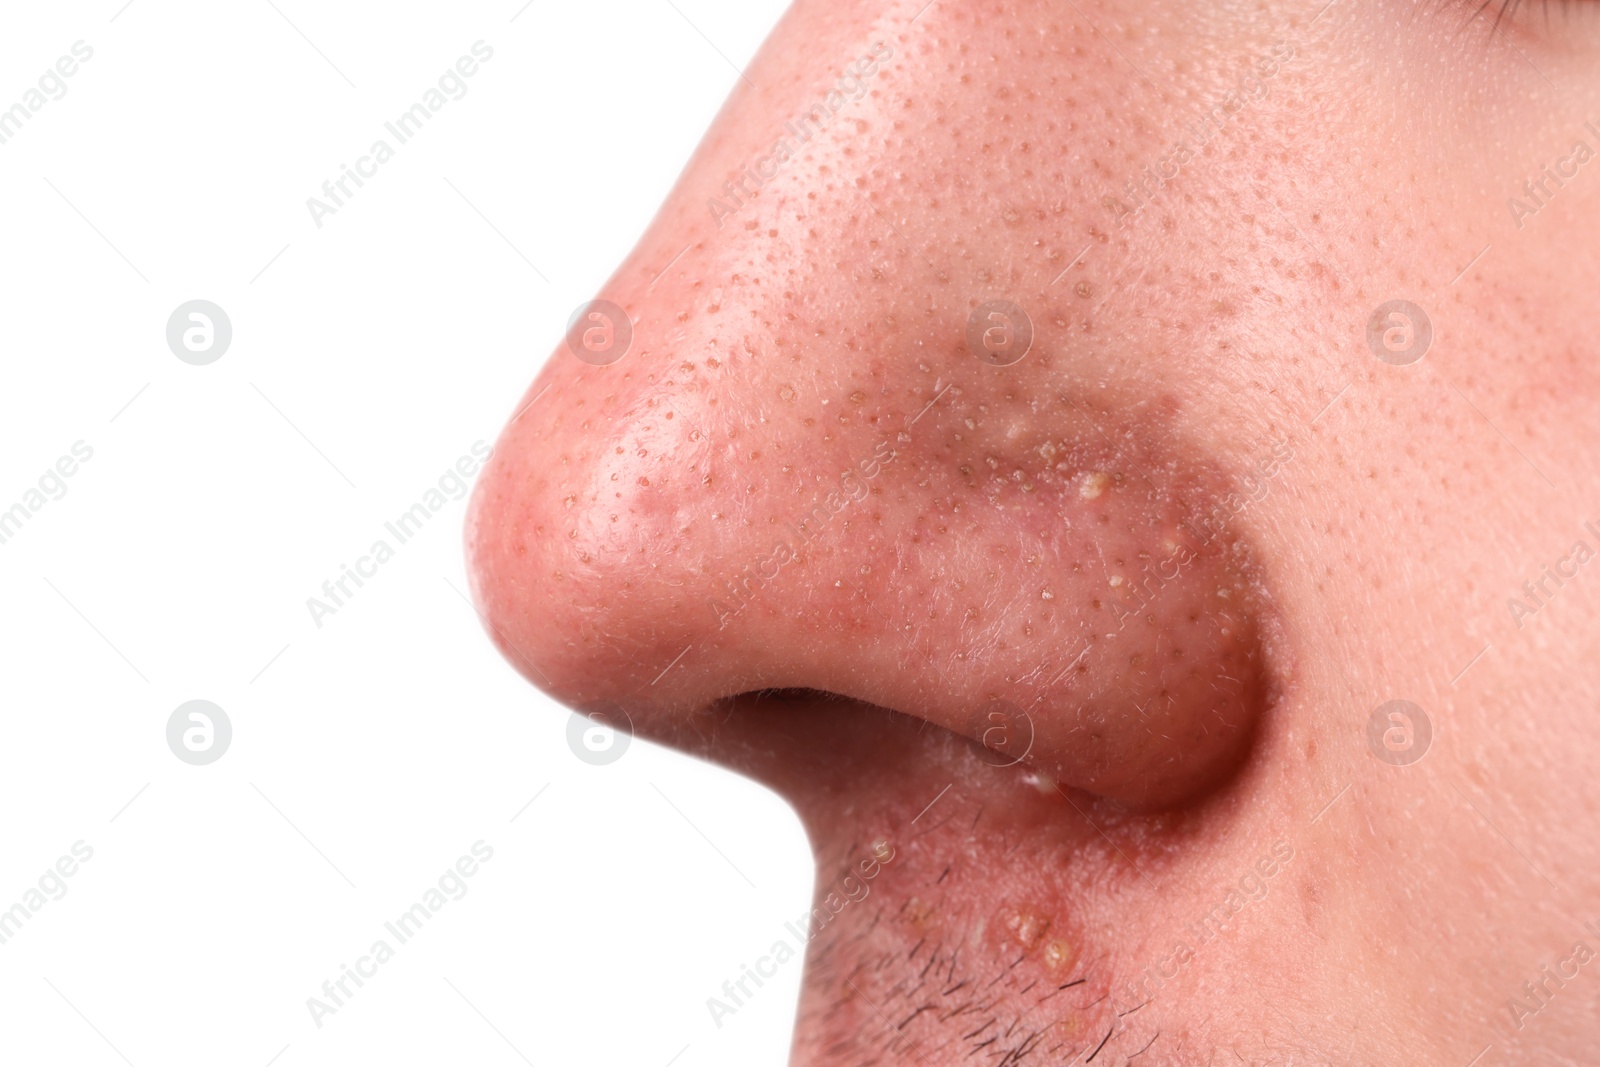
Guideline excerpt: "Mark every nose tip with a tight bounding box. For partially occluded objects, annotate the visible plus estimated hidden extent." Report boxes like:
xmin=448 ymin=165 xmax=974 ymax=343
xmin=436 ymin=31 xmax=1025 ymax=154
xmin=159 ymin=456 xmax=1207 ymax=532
xmin=463 ymin=292 xmax=878 ymax=716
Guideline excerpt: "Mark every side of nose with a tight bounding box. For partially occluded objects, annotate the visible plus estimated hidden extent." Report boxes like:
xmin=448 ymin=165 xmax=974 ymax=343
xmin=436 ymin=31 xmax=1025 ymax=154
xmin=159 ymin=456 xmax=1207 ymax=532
xmin=467 ymin=287 xmax=1269 ymax=809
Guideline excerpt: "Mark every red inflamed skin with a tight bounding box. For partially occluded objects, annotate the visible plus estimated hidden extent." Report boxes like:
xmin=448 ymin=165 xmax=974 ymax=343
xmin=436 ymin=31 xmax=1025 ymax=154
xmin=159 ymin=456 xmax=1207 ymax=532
xmin=467 ymin=0 xmax=1600 ymax=1062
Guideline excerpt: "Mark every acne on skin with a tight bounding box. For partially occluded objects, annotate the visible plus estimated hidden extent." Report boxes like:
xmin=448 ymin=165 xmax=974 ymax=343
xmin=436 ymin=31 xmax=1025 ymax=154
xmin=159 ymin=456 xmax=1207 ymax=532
xmin=466 ymin=0 xmax=1600 ymax=1059
xmin=464 ymin=11 xmax=1290 ymax=1047
xmin=478 ymin=385 xmax=1275 ymax=808
xmin=471 ymin=350 xmax=1285 ymax=1054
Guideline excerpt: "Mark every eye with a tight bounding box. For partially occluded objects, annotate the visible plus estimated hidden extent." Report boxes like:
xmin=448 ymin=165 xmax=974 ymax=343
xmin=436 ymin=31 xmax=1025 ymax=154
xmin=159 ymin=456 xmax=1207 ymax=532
xmin=1420 ymin=0 xmax=1600 ymax=61
xmin=1444 ymin=0 xmax=1600 ymax=32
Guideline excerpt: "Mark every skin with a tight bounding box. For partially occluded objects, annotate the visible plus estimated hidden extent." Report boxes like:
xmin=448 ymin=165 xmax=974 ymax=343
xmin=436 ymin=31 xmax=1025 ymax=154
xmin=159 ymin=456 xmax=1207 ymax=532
xmin=467 ymin=0 xmax=1600 ymax=1062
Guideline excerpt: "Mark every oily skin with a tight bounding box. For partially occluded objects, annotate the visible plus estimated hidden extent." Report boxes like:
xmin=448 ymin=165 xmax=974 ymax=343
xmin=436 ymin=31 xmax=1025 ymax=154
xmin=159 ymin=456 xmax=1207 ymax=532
xmin=468 ymin=0 xmax=1600 ymax=1063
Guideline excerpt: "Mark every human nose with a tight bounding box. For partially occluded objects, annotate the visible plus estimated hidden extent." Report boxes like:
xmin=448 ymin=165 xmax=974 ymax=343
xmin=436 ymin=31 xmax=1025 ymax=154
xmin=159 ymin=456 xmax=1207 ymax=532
xmin=464 ymin=9 xmax=1274 ymax=812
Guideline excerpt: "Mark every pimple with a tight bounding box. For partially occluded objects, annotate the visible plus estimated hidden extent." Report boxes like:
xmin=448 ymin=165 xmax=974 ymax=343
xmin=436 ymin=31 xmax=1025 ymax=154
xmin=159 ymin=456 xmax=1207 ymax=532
xmin=1000 ymin=904 xmax=1052 ymax=951
xmin=1022 ymin=769 xmax=1056 ymax=794
xmin=1042 ymin=938 xmax=1077 ymax=973
xmin=901 ymin=897 xmax=936 ymax=931
xmin=1079 ymin=470 xmax=1112 ymax=499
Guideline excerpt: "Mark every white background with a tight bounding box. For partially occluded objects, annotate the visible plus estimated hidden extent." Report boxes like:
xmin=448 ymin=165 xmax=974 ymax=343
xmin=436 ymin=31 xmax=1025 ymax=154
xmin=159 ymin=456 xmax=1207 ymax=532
xmin=0 ymin=2 xmax=813 ymax=1064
